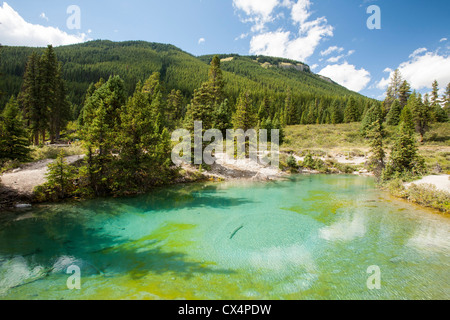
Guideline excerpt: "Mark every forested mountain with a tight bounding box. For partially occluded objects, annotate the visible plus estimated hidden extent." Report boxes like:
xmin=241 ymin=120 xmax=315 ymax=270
xmin=0 ymin=40 xmax=373 ymax=118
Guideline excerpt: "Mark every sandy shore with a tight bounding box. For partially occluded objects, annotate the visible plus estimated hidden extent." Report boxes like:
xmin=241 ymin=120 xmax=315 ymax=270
xmin=405 ymin=175 xmax=450 ymax=193
xmin=1 ymin=155 xmax=85 ymax=196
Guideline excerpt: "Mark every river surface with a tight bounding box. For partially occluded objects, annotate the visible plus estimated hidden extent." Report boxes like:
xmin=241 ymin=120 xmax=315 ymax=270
xmin=0 ymin=175 xmax=449 ymax=300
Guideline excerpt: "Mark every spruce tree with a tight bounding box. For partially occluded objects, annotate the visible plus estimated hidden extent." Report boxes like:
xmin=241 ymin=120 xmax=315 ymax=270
xmin=0 ymin=96 xmax=30 ymax=162
xmin=361 ymin=102 xmax=384 ymax=137
xmin=116 ymin=82 xmax=170 ymax=193
xmin=185 ymin=56 xmax=226 ymax=133
xmin=344 ymin=97 xmax=359 ymax=123
xmin=45 ymin=150 xmax=76 ymax=200
xmin=285 ymin=89 xmax=297 ymax=125
xmin=385 ymin=105 xmax=425 ymax=179
xmin=81 ymin=76 xmax=126 ymax=196
xmin=232 ymin=92 xmax=258 ymax=131
xmin=368 ymin=119 xmax=386 ymax=180
xmin=443 ymin=83 xmax=450 ymax=118
xmin=330 ymin=99 xmax=343 ymax=124
xmin=167 ymin=89 xmax=183 ymax=128
xmin=386 ymin=100 xmax=402 ymax=126
xmin=409 ymin=93 xmax=432 ymax=143
xmin=39 ymin=45 xmax=59 ymax=143
xmin=18 ymin=52 xmax=43 ymax=145
xmin=398 ymin=80 xmax=411 ymax=108
xmin=384 ymin=69 xmax=402 ymax=110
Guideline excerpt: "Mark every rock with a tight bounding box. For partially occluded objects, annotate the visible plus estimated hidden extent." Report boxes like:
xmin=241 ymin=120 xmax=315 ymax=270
xmin=15 ymin=204 xmax=32 ymax=209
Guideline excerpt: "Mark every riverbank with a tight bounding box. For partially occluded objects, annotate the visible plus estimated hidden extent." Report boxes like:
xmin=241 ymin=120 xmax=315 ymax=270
xmin=1 ymin=151 xmax=449 ymax=213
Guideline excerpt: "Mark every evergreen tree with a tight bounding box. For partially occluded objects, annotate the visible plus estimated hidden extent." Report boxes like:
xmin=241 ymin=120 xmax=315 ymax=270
xmin=384 ymin=69 xmax=402 ymax=110
xmin=386 ymin=100 xmax=402 ymax=126
xmin=344 ymin=97 xmax=359 ymax=123
xmin=0 ymin=96 xmax=30 ymax=162
xmin=431 ymin=80 xmax=440 ymax=106
xmin=398 ymin=80 xmax=411 ymax=108
xmin=39 ymin=45 xmax=59 ymax=143
xmin=81 ymin=76 xmax=127 ymax=196
xmin=330 ymin=99 xmax=343 ymax=124
xmin=208 ymin=55 xmax=225 ymax=106
xmin=232 ymin=92 xmax=258 ymax=131
xmin=258 ymin=95 xmax=271 ymax=121
xmin=50 ymin=63 xmax=71 ymax=142
xmin=361 ymin=102 xmax=384 ymax=137
xmin=285 ymin=89 xmax=297 ymax=125
xmin=167 ymin=89 xmax=183 ymax=128
xmin=213 ymin=99 xmax=232 ymax=134
xmin=115 ymin=83 xmax=171 ymax=193
xmin=18 ymin=52 xmax=43 ymax=145
xmin=45 ymin=150 xmax=76 ymax=200
xmin=429 ymin=80 xmax=448 ymax=122
xmin=409 ymin=92 xmax=432 ymax=143
xmin=368 ymin=119 xmax=386 ymax=179
xmin=443 ymin=82 xmax=450 ymax=119
xmin=384 ymin=105 xmax=425 ymax=178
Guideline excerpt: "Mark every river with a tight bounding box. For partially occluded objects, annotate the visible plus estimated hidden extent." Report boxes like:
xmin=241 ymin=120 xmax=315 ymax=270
xmin=0 ymin=175 xmax=448 ymax=299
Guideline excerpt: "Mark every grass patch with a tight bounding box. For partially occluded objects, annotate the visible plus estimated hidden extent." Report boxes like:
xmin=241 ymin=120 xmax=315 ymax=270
xmin=30 ymin=143 xmax=85 ymax=161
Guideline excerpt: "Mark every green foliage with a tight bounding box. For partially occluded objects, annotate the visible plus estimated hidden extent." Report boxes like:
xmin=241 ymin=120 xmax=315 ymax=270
xmin=361 ymin=102 xmax=384 ymax=137
xmin=386 ymin=100 xmax=402 ymax=126
xmin=1 ymin=41 xmax=374 ymax=127
xmin=409 ymin=92 xmax=432 ymax=142
xmin=232 ymin=92 xmax=258 ymax=130
xmin=300 ymin=153 xmax=325 ymax=171
xmin=344 ymin=97 xmax=359 ymax=123
xmin=17 ymin=46 xmax=71 ymax=144
xmin=386 ymin=179 xmax=450 ymax=213
xmin=34 ymin=151 xmax=76 ymax=201
xmin=384 ymin=106 xmax=426 ymax=180
xmin=0 ymin=96 xmax=30 ymax=163
xmin=286 ymin=155 xmax=298 ymax=171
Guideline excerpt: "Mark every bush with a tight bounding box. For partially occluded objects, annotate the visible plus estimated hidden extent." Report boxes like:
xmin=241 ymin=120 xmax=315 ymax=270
xmin=385 ymin=179 xmax=450 ymax=213
xmin=34 ymin=151 xmax=77 ymax=202
xmin=286 ymin=155 xmax=298 ymax=171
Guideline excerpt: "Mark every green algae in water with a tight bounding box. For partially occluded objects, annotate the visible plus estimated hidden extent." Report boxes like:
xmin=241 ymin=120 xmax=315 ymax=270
xmin=0 ymin=175 xmax=449 ymax=300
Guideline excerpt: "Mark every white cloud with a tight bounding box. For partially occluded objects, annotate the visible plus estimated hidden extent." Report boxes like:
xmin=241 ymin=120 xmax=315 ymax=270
xmin=377 ymin=48 xmax=450 ymax=91
xmin=0 ymin=2 xmax=89 ymax=47
xmin=320 ymin=45 xmax=344 ymax=56
xmin=310 ymin=64 xmax=318 ymax=70
xmin=409 ymin=47 xmax=427 ymax=59
xmin=233 ymin=0 xmax=280 ymax=32
xmin=327 ymin=55 xmax=344 ymax=63
xmin=291 ymin=0 xmax=311 ymax=25
xmin=245 ymin=1 xmax=333 ymax=62
xmin=39 ymin=12 xmax=48 ymax=22
xmin=233 ymin=0 xmax=279 ymax=19
xmin=319 ymin=62 xmax=371 ymax=92
xmin=198 ymin=38 xmax=206 ymax=45
xmin=440 ymin=38 xmax=447 ymax=43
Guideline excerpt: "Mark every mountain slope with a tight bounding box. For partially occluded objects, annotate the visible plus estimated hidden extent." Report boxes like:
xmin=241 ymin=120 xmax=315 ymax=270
xmin=0 ymin=40 xmax=371 ymax=110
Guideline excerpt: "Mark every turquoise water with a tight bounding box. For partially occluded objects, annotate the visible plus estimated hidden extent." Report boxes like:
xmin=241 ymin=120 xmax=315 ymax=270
xmin=0 ymin=175 xmax=449 ymax=300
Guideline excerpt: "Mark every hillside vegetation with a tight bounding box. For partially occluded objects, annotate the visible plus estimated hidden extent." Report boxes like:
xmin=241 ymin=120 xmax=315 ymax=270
xmin=0 ymin=40 xmax=373 ymax=114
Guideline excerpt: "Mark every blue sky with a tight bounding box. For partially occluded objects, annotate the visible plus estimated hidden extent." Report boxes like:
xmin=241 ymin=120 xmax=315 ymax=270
xmin=0 ymin=0 xmax=449 ymax=99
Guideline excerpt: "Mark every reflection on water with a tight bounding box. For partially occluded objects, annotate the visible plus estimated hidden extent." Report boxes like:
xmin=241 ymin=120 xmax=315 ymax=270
xmin=0 ymin=175 xmax=449 ymax=300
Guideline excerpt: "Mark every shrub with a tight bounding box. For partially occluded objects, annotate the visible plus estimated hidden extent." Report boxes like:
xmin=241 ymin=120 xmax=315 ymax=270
xmin=286 ymin=155 xmax=298 ymax=171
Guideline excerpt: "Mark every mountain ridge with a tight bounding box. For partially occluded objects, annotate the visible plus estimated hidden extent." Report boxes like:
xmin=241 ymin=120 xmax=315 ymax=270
xmin=0 ymin=40 xmax=373 ymax=112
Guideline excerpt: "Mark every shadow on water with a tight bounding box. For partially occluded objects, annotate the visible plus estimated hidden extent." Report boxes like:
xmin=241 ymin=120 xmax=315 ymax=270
xmin=0 ymin=199 xmax=237 ymax=286
xmin=95 ymin=242 xmax=236 ymax=280
xmin=73 ymin=182 xmax=255 ymax=216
